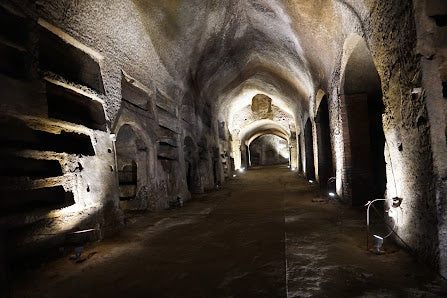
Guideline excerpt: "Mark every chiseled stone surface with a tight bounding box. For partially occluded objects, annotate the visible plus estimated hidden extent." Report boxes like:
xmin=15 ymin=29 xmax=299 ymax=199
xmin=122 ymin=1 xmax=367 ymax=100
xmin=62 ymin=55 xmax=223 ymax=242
xmin=0 ymin=0 xmax=446 ymax=290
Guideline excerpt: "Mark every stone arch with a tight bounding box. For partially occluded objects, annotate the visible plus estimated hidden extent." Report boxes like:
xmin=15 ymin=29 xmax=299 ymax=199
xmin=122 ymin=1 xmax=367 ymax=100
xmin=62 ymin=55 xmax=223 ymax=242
xmin=249 ymin=133 xmax=290 ymax=167
xmin=315 ymin=89 xmax=326 ymax=115
xmin=115 ymin=123 xmax=153 ymax=210
xmin=340 ymin=34 xmax=386 ymax=206
xmin=236 ymin=119 xmax=291 ymax=170
xmin=112 ymin=111 xmax=157 ymax=183
xmin=315 ymin=95 xmax=334 ymax=192
xmin=304 ymin=118 xmax=315 ymax=181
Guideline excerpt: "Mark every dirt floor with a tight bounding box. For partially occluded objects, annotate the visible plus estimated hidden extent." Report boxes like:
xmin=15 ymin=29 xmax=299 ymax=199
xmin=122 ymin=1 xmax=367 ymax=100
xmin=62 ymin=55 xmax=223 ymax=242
xmin=10 ymin=165 xmax=447 ymax=297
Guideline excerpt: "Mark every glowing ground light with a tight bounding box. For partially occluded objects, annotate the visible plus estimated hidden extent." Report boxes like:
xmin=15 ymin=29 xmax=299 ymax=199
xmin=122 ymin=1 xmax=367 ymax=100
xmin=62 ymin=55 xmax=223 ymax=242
xmin=72 ymin=228 xmax=96 ymax=234
xmin=291 ymin=167 xmax=296 ymax=171
xmin=309 ymin=180 xmax=314 ymax=183
xmin=233 ymin=174 xmax=237 ymax=177
xmin=373 ymin=234 xmax=384 ymax=254
xmin=328 ymin=192 xmax=336 ymax=197
xmin=239 ymin=168 xmax=245 ymax=173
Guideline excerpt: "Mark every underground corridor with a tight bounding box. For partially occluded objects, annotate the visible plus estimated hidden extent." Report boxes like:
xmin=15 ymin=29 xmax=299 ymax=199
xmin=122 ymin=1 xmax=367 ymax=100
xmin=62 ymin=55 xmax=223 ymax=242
xmin=10 ymin=166 xmax=447 ymax=297
xmin=1 ymin=0 xmax=447 ymax=297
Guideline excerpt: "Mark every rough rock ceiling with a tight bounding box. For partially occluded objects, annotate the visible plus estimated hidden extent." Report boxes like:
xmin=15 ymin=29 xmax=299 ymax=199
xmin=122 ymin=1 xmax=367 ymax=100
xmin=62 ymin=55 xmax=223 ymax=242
xmin=133 ymin=0 xmax=355 ymax=128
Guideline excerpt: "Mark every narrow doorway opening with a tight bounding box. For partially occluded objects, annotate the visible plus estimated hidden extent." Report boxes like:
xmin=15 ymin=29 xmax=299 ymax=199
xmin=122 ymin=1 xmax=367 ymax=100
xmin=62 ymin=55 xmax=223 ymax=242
xmin=342 ymin=36 xmax=386 ymax=206
xmin=116 ymin=125 xmax=139 ymax=209
xmin=304 ymin=119 xmax=315 ymax=181
xmin=316 ymin=96 xmax=334 ymax=192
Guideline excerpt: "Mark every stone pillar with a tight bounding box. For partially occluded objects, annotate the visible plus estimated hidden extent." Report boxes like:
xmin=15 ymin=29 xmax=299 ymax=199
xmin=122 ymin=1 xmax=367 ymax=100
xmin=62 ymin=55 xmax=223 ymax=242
xmin=290 ymin=132 xmax=298 ymax=169
xmin=232 ymin=139 xmax=242 ymax=170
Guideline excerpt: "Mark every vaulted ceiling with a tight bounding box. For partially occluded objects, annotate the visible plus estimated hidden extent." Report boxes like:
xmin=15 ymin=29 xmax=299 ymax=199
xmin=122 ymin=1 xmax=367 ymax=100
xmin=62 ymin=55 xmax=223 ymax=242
xmin=132 ymin=0 xmax=367 ymax=135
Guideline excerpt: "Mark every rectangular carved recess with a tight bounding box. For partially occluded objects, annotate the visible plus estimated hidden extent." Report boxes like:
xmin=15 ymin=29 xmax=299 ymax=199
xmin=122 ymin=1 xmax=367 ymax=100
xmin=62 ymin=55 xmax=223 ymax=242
xmin=121 ymin=72 xmax=152 ymax=112
xmin=426 ymin=1 xmax=447 ymax=27
xmin=431 ymin=15 xmax=447 ymax=26
xmin=0 ymin=6 xmax=30 ymax=79
xmin=38 ymin=19 xmax=105 ymax=94
xmin=0 ymin=156 xmax=62 ymax=179
xmin=157 ymin=125 xmax=177 ymax=139
xmin=157 ymin=126 xmax=178 ymax=160
xmin=0 ymin=6 xmax=29 ymax=46
xmin=0 ymin=115 xmax=95 ymax=156
xmin=46 ymin=80 xmax=107 ymax=131
xmin=0 ymin=186 xmax=74 ymax=215
xmin=156 ymin=90 xmax=176 ymax=116
xmin=156 ymin=90 xmax=179 ymax=135
xmin=0 ymin=42 xmax=28 ymax=79
xmin=157 ymin=143 xmax=179 ymax=160
xmin=157 ymin=108 xmax=179 ymax=133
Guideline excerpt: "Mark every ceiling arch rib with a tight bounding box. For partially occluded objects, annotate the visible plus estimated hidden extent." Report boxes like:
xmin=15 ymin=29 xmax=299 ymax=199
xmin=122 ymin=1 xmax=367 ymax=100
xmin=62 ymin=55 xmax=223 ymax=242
xmin=217 ymin=65 xmax=310 ymax=119
xmin=214 ymin=54 xmax=313 ymax=114
xmin=246 ymin=129 xmax=289 ymax=146
xmin=239 ymin=119 xmax=291 ymax=144
xmin=227 ymin=92 xmax=296 ymax=143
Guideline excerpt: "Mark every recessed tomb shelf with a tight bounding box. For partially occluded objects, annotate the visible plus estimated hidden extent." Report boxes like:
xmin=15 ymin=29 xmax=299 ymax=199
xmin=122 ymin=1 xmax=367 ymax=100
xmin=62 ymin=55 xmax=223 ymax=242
xmin=155 ymin=90 xmax=176 ymax=116
xmin=157 ymin=109 xmax=179 ymax=133
xmin=0 ymin=116 xmax=95 ymax=156
xmin=46 ymin=79 xmax=107 ymax=131
xmin=442 ymin=82 xmax=447 ymax=98
xmin=430 ymin=15 xmax=447 ymax=27
xmin=158 ymin=138 xmax=178 ymax=148
xmin=0 ymin=74 xmax=48 ymax=116
xmin=0 ymin=5 xmax=29 ymax=47
xmin=157 ymin=125 xmax=177 ymax=139
xmin=121 ymin=71 xmax=152 ymax=111
xmin=0 ymin=42 xmax=28 ymax=79
xmin=0 ymin=156 xmax=62 ymax=179
xmin=426 ymin=0 xmax=447 ymax=27
xmin=0 ymin=186 xmax=74 ymax=215
xmin=38 ymin=19 xmax=105 ymax=93
xmin=157 ymin=144 xmax=179 ymax=160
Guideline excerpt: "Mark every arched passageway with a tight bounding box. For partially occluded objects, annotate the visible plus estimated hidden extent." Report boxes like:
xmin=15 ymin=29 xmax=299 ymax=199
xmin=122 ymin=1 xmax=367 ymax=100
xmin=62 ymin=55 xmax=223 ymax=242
xmin=16 ymin=166 xmax=447 ymax=297
xmin=249 ymin=134 xmax=289 ymax=167
xmin=341 ymin=36 xmax=386 ymax=206
xmin=116 ymin=124 xmax=149 ymax=210
xmin=1 ymin=0 xmax=446 ymax=294
xmin=116 ymin=125 xmax=138 ymax=207
xmin=297 ymin=133 xmax=303 ymax=172
xmin=315 ymin=96 xmax=334 ymax=191
xmin=304 ymin=119 xmax=315 ymax=181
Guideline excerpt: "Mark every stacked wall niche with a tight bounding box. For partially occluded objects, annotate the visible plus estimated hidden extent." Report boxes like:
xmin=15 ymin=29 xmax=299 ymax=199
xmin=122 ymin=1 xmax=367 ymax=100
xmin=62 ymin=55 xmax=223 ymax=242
xmin=0 ymin=10 xmax=107 ymax=262
xmin=116 ymin=125 xmax=139 ymax=209
xmin=156 ymin=90 xmax=180 ymax=198
xmin=114 ymin=71 xmax=156 ymax=211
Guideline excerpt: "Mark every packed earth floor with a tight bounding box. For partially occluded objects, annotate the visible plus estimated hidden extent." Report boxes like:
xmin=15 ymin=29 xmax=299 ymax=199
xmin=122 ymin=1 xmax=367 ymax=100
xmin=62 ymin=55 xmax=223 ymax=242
xmin=12 ymin=165 xmax=447 ymax=297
